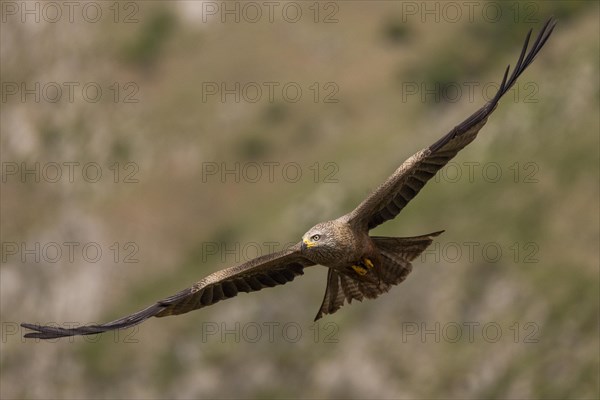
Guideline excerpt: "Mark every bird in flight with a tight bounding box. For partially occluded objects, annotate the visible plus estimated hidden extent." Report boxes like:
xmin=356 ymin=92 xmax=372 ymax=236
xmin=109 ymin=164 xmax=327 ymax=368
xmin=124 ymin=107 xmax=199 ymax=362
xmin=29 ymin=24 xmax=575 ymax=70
xmin=22 ymin=19 xmax=556 ymax=339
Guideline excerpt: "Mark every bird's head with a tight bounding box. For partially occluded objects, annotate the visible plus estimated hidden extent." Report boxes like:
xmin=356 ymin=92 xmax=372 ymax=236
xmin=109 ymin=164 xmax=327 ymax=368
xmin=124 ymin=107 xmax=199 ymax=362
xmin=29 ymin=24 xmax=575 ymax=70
xmin=300 ymin=221 xmax=349 ymax=266
xmin=301 ymin=222 xmax=334 ymax=252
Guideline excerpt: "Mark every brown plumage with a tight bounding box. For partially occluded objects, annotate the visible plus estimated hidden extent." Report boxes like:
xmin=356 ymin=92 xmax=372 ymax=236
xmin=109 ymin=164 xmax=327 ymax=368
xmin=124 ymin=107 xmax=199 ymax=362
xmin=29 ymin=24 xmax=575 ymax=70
xmin=21 ymin=19 xmax=556 ymax=339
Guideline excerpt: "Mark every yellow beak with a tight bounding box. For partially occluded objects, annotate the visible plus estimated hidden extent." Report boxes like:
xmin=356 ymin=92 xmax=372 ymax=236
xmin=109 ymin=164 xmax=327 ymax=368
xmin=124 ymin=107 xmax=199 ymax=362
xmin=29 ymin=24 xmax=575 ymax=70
xmin=302 ymin=238 xmax=315 ymax=248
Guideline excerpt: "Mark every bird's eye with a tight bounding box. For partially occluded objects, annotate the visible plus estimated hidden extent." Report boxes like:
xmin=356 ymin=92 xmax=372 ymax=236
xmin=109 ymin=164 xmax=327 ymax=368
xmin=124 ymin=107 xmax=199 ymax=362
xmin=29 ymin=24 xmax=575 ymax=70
xmin=311 ymin=234 xmax=321 ymax=241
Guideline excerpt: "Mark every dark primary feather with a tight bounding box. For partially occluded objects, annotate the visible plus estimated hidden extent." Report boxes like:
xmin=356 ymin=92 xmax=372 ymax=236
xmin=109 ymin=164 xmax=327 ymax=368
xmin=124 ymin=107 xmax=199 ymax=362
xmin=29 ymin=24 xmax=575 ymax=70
xmin=347 ymin=18 xmax=556 ymax=231
xmin=21 ymin=243 xmax=314 ymax=339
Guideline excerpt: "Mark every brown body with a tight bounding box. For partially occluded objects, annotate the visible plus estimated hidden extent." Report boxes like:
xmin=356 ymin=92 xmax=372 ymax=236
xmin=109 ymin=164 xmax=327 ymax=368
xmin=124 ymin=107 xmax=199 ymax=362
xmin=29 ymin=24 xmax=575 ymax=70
xmin=306 ymin=227 xmax=443 ymax=321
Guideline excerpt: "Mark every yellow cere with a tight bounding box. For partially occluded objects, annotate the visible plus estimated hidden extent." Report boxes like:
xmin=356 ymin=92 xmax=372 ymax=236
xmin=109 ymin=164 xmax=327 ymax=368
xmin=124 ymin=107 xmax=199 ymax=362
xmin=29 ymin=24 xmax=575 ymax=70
xmin=303 ymin=238 xmax=315 ymax=248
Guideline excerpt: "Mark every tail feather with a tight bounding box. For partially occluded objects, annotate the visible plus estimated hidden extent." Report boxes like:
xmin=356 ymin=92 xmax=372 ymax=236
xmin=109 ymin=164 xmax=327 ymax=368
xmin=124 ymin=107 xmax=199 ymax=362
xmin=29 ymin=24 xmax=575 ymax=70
xmin=314 ymin=230 xmax=443 ymax=320
xmin=340 ymin=273 xmax=363 ymax=303
xmin=314 ymin=269 xmax=346 ymax=321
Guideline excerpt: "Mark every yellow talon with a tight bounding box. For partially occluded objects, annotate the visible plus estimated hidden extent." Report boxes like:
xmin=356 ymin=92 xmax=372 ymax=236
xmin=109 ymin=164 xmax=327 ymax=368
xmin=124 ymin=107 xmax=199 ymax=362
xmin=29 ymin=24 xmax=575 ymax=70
xmin=363 ymin=258 xmax=374 ymax=269
xmin=352 ymin=265 xmax=368 ymax=275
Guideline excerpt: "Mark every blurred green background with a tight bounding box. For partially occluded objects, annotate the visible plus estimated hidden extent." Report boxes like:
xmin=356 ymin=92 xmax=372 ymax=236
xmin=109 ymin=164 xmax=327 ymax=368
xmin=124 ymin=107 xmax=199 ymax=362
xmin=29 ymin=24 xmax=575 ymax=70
xmin=1 ymin=1 xmax=598 ymax=399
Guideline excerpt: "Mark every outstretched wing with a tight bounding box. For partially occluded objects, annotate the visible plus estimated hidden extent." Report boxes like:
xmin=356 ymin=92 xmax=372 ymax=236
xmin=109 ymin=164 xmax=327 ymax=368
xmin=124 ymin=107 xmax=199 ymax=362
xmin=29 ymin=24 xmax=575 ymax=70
xmin=22 ymin=243 xmax=315 ymax=339
xmin=346 ymin=18 xmax=556 ymax=231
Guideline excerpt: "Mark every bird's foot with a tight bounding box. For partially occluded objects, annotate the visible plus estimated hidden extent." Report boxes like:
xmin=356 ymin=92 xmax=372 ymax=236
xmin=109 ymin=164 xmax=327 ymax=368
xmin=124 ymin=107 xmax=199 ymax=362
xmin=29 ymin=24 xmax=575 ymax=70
xmin=362 ymin=258 xmax=374 ymax=269
xmin=351 ymin=265 xmax=368 ymax=275
xmin=350 ymin=258 xmax=375 ymax=276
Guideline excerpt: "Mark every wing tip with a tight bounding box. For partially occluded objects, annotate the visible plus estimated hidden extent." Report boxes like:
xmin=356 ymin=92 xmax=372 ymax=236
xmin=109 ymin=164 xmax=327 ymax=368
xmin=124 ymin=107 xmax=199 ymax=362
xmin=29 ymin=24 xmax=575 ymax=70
xmin=21 ymin=322 xmax=77 ymax=339
xmin=492 ymin=17 xmax=556 ymax=104
xmin=429 ymin=230 xmax=445 ymax=237
xmin=20 ymin=303 xmax=163 ymax=339
xmin=431 ymin=18 xmax=556 ymax=154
